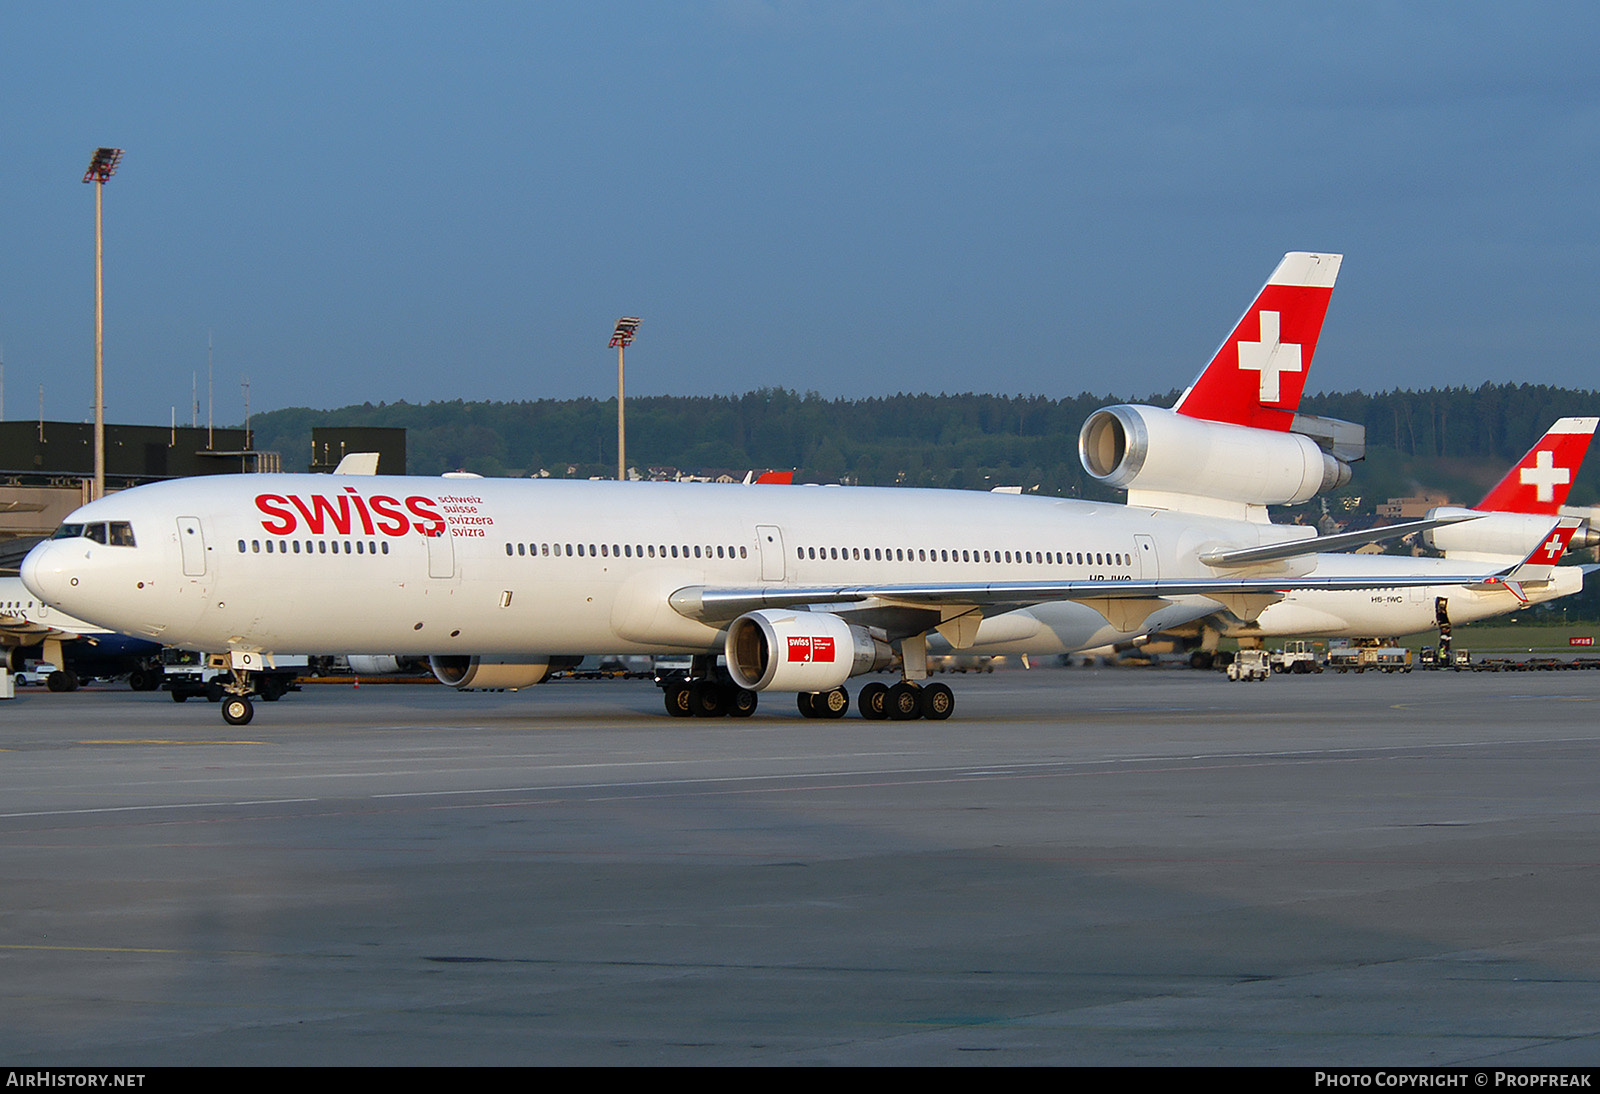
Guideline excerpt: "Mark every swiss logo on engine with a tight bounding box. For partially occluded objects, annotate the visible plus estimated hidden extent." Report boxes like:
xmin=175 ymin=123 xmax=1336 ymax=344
xmin=786 ymin=636 xmax=836 ymax=663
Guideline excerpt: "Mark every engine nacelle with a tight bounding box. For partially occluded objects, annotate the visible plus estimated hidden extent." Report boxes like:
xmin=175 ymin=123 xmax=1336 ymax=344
xmin=725 ymin=610 xmax=894 ymax=693
xmin=1079 ymin=404 xmax=1351 ymax=505
xmin=429 ymin=655 xmax=562 ymax=690
xmin=1424 ymin=508 xmax=1599 ymax=558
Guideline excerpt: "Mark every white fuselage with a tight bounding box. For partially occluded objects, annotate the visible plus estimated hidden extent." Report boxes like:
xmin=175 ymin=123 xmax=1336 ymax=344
xmin=1212 ymin=552 xmax=1582 ymax=639
xmin=20 ymin=474 xmax=1568 ymax=665
xmin=22 ymin=474 xmax=1310 ymax=660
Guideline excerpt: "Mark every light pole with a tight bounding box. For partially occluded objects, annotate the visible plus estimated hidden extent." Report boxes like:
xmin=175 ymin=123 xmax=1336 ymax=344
xmin=610 ymin=317 xmax=640 ymax=482
xmin=83 ymin=147 xmax=123 ymax=501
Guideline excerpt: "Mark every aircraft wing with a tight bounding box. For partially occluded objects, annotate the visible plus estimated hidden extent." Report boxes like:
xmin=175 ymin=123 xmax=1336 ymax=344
xmin=0 ymin=611 xmax=107 ymax=647
xmin=1197 ymin=515 xmax=1477 ymax=567
xmin=669 ymin=569 xmax=1497 ymax=625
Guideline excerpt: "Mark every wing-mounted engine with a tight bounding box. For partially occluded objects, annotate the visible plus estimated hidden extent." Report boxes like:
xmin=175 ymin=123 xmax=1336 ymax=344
xmin=725 ymin=609 xmax=893 ymax=693
xmin=1424 ymin=507 xmax=1600 ymax=560
xmin=1079 ymin=404 xmax=1357 ymax=510
xmin=429 ymin=654 xmax=582 ymax=690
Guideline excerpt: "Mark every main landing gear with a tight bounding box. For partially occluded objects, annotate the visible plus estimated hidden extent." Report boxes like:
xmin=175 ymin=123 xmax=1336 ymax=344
xmin=851 ymin=680 xmax=954 ymax=721
xmin=663 ymin=677 xmax=759 ymax=718
xmin=667 ymin=678 xmax=955 ymax=721
xmin=661 ymin=656 xmax=758 ymax=718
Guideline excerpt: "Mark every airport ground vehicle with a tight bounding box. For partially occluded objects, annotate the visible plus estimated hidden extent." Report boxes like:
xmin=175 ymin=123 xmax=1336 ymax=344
xmin=1327 ymin=640 xmax=1413 ymax=673
xmin=162 ymin=649 xmax=304 ymax=705
xmin=1226 ymin=649 xmax=1271 ymax=681
xmin=1268 ymin=640 xmax=1323 ymax=674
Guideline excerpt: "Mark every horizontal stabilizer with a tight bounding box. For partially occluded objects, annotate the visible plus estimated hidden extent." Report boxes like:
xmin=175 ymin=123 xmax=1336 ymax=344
xmin=1469 ymin=515 xmax=1583 ymax=592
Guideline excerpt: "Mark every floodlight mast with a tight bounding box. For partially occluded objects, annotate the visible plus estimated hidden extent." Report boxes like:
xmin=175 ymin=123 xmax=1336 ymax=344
xmin=610 ymin=317 xmax=641 ymax=482
xmin=83 ymin=147 xmax=123 ymax=501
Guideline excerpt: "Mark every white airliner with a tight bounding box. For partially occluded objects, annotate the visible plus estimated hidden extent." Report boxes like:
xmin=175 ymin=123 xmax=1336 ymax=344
xmin=20 ymin=252 xmax=1496 ymax=726
xmin=1169 ymin=419 xmax=1598 ymax=656
xmin=0 ymin=576 xmax=165 ymax=691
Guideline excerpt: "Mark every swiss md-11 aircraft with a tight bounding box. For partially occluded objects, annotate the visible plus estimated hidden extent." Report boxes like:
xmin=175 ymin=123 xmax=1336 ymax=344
xmin=22 ymin=252 xmax=1496 ymax=726
xmin=1162 ymin=417 xmax=1600 ymax=661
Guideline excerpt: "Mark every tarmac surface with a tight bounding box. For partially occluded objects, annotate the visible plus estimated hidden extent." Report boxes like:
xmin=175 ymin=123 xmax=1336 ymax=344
xmin=2 ymin=668 xmax=1600 ymax=1066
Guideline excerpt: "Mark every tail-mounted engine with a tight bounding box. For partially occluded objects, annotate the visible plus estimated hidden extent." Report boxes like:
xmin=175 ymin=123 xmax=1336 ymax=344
xmin=1079 ymin=404 xmax=1358 ymax=506
xmin=1424 ymin=507 xmax=1600 ymax=559
xmin=429 ymin=655 xmax=581 ymax=690
xmin=725 ymin=610 xmax=894 ymax=693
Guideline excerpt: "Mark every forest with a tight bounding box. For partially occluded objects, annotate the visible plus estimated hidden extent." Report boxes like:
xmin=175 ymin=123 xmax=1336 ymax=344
xmin=249 ymin=382 xmax=1600 ymax=512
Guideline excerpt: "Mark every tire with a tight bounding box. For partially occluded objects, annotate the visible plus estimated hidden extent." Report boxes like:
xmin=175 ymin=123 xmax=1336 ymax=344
xmin=221 ymin=696 xmax=253 ymax=726
xmin=819 ymin=687 xmax=849 ymax=719
xmin=920 ymin=683 xmax=954 ymax=720
xmin=728 ymin=688 xmax=758 ymax=718
xmin=690 ymin=681 xmax=726 ymax=717
xmin=797 ymin=691 xmax=819 ymax=718
xmin=859 ymin=682 xmax=889 ymax=720
xmin=46 ymin=670 xmax=78 ymax=693
xmin=664 ymin=683 xmax=693 ymax=717
xmin=887 ymin=682 xmax=921 ymax=720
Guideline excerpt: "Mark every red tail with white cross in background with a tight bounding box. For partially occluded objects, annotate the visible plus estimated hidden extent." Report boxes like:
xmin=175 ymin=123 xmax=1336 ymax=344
xmin=1477 ymin=418 xmax=1599 ymax=515
xmin=1172 ymin=251 xmax=1342 ymax=433
xmin=1479 ymin=516 xmax=1585 ymax=604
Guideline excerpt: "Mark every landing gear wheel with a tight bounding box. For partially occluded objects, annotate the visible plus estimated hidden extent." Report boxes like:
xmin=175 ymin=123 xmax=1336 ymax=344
xmin=221 ymin=695 xmax=254 ymax=726
xmin=887 ymin=681 xmax=922 ymax=720
xmin=727 ymin=687 xmax=758 ymax=718
xmin=46 ymin=670 xmax=79 ymax=693
xmin=1189 ymin=651 xmax=1215 ymax=671
xmin=797 ymin=691 xmax=819 ymax=718
xmin=858 ymin=681 xmax=889 ymax=720
xmin=689 ymin=681 xmax=726 ymax=717
xmin=664 ymin=683 xmax=693 ymax=717
xmin=818 ymin=687 xmax=849 ymax=719
xmin=920 ymin=682 xmax=954 ymax=720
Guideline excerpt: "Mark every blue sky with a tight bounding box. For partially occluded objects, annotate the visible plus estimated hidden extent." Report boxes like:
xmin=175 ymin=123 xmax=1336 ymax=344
xmin=3 ymin=2 xmax=1597 ymax=427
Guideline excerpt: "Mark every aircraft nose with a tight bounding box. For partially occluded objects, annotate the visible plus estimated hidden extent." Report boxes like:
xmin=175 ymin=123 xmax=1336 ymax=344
xmin=20 ymin=540 xmax=70 ymax=605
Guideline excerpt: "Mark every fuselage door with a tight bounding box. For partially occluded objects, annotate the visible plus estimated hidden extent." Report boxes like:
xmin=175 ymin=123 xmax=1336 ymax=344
xmin=177 ymin=516 xmax=207 ymax=577
xmin=1134 ymin=534 xmax=1158 ymax=580
xmin=426 ymin=526 xmax=455 ymax=579
xmin=756 ymin=525 xmax=785 ymax=582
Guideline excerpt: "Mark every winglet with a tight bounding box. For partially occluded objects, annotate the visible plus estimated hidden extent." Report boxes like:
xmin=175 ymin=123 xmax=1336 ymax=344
xmin=1173 ymin=252 xmax=1342 ymax=432
xmin=1477 ymin=418 xmax=1599 ymax=515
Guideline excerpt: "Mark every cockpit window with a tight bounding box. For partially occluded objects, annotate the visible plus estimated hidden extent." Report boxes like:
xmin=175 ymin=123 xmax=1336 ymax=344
xmin=50 ymin=521 xmax=137 ymax=547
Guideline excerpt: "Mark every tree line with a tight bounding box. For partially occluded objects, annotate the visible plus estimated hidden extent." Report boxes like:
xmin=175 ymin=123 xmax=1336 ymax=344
xmin=249 ymin=383 xmax=1600 ymax=510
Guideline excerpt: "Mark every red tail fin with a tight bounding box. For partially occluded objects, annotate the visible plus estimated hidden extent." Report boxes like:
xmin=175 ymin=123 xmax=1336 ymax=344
xmin=1173 ymin=252 xmax=1342 ymax=432
xmin=1477 ymin=418 xmax=1598 ymax=515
